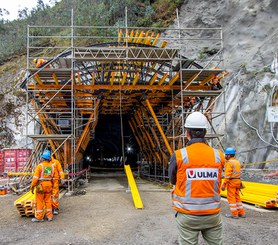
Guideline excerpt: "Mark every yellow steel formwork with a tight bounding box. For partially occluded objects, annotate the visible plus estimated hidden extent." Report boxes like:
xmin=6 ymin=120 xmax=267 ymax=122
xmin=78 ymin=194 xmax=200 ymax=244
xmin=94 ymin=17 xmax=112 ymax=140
xmin=221 ymin=181 xmax=278 ymax=208
xmin=17 ymin=24 xmax=226 ymax=197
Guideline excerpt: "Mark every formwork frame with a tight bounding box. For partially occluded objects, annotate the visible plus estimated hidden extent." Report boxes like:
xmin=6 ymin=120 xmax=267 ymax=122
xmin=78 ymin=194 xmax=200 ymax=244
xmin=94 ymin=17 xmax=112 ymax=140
xmin=21 ymin=12 xmax=227 ymax=189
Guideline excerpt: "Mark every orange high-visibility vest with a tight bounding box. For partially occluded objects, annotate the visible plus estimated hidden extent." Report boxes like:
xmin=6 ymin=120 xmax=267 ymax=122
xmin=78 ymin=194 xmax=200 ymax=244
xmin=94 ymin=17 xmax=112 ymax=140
xmin=30 ymin=161 xmax=56 ymax=189
xmin=223 ymin=158 xmax=241 ymax=183
xmin=172 ymin=143 xmax=225 ymax=215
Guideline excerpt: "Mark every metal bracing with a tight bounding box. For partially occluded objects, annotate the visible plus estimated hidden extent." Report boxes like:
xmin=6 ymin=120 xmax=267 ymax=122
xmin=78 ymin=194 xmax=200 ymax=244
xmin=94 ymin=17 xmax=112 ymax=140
xmin=19 ymin=19 xmax=227 ymax=189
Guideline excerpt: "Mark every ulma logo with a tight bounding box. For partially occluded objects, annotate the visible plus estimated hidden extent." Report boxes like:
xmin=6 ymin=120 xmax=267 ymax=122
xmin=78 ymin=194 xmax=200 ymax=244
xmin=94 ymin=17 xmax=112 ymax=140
xmin=186 ymin=168 xmax=218 ymax=180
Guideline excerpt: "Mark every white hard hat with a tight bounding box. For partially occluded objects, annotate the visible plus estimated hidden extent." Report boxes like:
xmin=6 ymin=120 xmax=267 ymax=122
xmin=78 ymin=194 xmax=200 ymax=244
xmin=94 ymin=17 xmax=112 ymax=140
xmin=184 ymin=112 xmax=208 ymax=129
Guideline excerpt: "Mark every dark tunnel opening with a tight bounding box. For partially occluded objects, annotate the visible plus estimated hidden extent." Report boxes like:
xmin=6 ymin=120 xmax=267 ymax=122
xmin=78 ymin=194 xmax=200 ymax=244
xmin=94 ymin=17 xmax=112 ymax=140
xmin=83 ymin=114 xmax=139 ymax=170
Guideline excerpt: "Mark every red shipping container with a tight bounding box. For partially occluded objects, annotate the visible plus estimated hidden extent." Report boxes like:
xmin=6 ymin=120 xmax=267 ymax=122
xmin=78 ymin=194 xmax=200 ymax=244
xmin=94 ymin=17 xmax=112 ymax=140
xmin=0 ymin=151 xmax=3 ymax=165
xmin=17 ymin=149 xmax=32 ymax=157
xmin=4 ymin=166 xmax=16 ymax=172
xmin=17 ymin=166 xmax=26 ymax=171
xmin=4 ymin=149 xmax=17 ymax=158
xmin=3 ymin=149 xmax=32 ymax=172
xmin=4 ymin=163 xmax=16 ymax=168
xmin=4 ymin=149 xmax=17 ymax=171
xmin=18 ymin=157 xmax=28 ymax=165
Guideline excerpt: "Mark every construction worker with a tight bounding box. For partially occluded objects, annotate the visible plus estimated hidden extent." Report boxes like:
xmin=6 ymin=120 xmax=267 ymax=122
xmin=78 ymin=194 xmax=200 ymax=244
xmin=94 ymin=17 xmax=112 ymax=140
xmin=211 ymin=77 xmax=220 ymax=90
xmin=34 ymin=58 xmax=49 ymax=68
xmin=30 ymin=150 xmax=57 ymax=222
xmin=221 ymin=147 xmax=246 ymax=219
xmin=189 ymin=97 xmax=195 ymax=108
xmin=169 ymin=111 xmax=225 ymax=245
xmin=51 ymin=156 xmax=64 ymax=215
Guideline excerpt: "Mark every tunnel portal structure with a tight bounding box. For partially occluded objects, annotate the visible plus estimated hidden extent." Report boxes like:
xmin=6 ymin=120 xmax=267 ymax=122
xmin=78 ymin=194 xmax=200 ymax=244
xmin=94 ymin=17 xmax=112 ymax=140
xmin=19 ymin=24 xmax=227 ymax=191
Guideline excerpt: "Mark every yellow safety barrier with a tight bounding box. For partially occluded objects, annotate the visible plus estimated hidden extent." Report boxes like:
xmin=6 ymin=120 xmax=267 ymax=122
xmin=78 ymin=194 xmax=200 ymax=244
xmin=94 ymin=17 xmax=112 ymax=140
xmin=14 ymin=190 xmax=36 ymax=217
xmin=124 ymin=164 xmax=143 ymax=209
xmin=8 ymin=171 xmax=68 ymax=177
xmin=221 ymin=180 xmax=278 ymax=208
xmin=8 ymin=172 xmax=33 ymax=176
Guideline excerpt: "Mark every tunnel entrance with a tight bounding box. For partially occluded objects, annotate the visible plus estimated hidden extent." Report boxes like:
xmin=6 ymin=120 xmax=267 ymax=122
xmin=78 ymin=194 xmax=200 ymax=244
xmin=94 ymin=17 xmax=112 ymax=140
xmin=19 ymin=24 xmax=227 ymax=192
xmin=83 ymin=115 xmax=139 ymax=169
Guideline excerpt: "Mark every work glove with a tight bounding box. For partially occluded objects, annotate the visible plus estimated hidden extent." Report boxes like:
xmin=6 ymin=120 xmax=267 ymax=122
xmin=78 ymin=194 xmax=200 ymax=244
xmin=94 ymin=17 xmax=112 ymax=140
xmin=221 ymin=183 xmax=226 ymax=191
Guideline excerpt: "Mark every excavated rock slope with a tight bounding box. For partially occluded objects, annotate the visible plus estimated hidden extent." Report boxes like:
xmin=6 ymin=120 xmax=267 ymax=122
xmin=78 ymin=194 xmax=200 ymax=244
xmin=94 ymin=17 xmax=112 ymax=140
xmin=164 ymin=0 xmax=278 ymax=168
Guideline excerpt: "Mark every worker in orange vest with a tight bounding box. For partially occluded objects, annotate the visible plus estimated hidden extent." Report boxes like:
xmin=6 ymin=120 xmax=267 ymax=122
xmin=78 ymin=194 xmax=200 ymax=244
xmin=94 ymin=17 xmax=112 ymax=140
xmin=221 ymin=147 xmax=246 ymax=219
xmin=169 ymin=111 xmax=225 ymax=244
xmin=34 ymin=58 xmax=50 ymax=68
xmin=30 ymin=150 xmax=57 ymax=222
xmin=51 ymin=156 xmax=64 ymax=215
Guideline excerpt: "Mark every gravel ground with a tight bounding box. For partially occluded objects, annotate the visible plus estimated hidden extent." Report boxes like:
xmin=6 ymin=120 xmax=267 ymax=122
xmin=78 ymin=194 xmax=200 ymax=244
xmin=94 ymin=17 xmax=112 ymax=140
xmin=0 ymin=174 xmax=277 ymax=245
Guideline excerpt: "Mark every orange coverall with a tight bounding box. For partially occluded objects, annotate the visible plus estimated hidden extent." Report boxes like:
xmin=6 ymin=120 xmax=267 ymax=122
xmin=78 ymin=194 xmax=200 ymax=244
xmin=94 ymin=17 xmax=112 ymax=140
xmin=223 ymin=157 xmax=245 ymax=217
xmin=30 ymin=160 xmax=57 ymax=220
xmin=35 ymin=59 xmax=49 ymax=68
xmin=51 ymin=158 xmax=64 ymax=211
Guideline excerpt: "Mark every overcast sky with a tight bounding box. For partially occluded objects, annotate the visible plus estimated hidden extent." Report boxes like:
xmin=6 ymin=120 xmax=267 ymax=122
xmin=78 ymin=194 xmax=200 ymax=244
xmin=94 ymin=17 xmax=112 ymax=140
xmin=0 ymin=0 xmax=58 ymax=20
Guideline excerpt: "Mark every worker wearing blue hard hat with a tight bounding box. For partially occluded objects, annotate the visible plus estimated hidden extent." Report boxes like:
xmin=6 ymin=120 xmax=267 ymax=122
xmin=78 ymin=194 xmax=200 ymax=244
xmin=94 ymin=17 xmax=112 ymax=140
xmin=41 ymin=149 xmax=51 ymax=160
xmin=224 ymin=147 xmax=236 ymax=155
xmin=30 ymin=149 xmax=57 ymax=222
xmin=222 ymin=147 xmax=246 ymax=219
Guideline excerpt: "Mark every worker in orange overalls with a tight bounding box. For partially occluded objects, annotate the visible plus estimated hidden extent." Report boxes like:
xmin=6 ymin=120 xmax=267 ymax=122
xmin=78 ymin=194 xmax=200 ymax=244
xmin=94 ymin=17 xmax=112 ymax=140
xmin=30 ymin=150 xmax=57 ymax=222
xmin=221 ymin=147 xmax=246 ymax=219
xmin=169 ymin=111 xmax=225 ymax=244
xmin=51 ymin=156 xmax=64 ymax=215
xmin=34 ymin=58 xmax=50 ymax=68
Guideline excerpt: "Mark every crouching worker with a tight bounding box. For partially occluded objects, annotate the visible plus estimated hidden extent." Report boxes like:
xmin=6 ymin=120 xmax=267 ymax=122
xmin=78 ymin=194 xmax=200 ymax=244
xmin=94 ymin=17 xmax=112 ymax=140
xmin=51 ymin=156 xmax=64 ymax=215
xmin=33 ymin=58 xmax=50 ymax=68
xmin=30 ymin=150 xmax=56 ymax=222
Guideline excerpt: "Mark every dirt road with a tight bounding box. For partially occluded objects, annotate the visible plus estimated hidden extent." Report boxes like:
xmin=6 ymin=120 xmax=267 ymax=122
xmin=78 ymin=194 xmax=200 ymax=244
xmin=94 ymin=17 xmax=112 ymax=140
xmin=0 ymin=173 xmax=277 ymax=245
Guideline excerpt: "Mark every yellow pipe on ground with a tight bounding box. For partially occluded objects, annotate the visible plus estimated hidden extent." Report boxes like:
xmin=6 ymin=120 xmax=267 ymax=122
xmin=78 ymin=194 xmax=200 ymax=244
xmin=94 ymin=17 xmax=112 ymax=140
xmin=221 ymin=180 xmax=278 ymax=208
xmin=124 ymin=164 xmax=143 ymax=209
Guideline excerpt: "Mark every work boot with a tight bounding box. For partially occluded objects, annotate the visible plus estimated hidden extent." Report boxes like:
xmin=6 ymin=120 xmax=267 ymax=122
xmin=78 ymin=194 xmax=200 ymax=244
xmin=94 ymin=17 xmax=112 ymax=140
xmin=225 ymin=214 xmax=239 ymax=219
xmin=47 ymin=218 xmax=53 ymax=221
xmin=31 ymin=218 xmax=44 ymax=222
xmin=238 ymin=214 xmax=246 ymax=218
xmin=53 ymin=208 xmax=59 ymax=215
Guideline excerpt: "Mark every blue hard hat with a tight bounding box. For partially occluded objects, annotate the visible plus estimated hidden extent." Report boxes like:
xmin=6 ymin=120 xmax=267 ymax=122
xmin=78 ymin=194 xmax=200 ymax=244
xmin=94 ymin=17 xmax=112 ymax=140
xmin=224 ymin=147 xmax=236 ymax=155
xmin=41 ymin=150 xmax=51 ymax=160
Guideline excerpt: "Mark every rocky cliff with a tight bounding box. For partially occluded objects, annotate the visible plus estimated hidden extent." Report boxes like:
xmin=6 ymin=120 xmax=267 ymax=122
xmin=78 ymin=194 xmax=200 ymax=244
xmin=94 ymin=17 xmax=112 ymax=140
xmin=165 ymin=0 xmax=278 ymax=169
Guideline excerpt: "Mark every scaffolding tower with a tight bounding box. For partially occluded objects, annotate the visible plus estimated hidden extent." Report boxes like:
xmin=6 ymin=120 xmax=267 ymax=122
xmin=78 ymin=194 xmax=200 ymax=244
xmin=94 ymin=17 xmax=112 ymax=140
xmin=19 ymin=19 xmax=227 ymax=189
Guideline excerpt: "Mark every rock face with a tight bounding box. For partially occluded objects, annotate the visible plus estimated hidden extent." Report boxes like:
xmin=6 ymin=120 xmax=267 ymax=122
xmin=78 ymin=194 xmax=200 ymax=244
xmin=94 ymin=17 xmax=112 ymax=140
xmin=0 ymin=64 xmax=26 ymax=149
xmin=1 ymin=1 xmax=278 ymax=169
xmin=163 ymin=0 xmax=278 ymax=169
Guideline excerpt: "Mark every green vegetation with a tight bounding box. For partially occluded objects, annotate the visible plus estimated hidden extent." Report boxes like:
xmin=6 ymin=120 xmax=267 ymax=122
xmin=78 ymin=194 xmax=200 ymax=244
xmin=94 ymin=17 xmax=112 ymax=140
xmin=0 ymin=0 xmax=183 ymax=62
